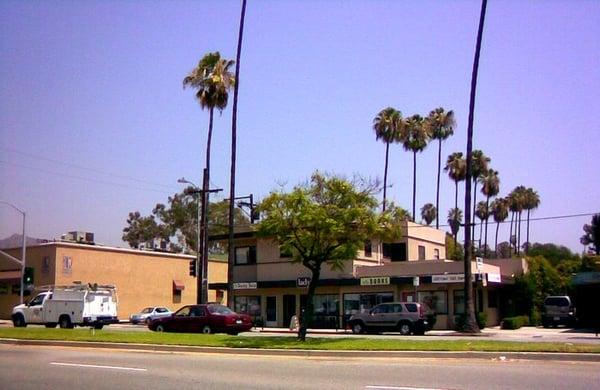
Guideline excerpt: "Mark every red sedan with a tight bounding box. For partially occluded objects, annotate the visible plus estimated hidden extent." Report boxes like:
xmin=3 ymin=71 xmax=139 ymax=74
xmin=148 ymin=304 xmax=253 ymax=335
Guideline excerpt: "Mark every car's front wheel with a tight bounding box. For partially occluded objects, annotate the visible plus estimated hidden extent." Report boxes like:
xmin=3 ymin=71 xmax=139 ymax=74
xmin=351 ymin=322 xmax=365 ymax=334
xmin=155 ymin=324 xmax=166 ymax=332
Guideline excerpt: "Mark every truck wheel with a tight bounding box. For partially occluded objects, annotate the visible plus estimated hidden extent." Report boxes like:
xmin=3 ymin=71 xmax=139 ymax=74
xmin=12 ymin=314 xmax=26 ymax=328
xmin=59 ymin=315 xmax=73 ymax=329
xmin=398 ymin=321 xmax=412 ymax=336
xmin=45 ymin=323 xmax=57 ymax=328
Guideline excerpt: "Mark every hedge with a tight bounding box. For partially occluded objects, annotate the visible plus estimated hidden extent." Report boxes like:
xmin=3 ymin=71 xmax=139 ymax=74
xmin=501 ymin=315 xmax=530 ymax=329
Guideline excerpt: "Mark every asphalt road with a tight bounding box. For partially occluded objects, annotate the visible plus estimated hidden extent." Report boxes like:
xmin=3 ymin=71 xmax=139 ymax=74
xmin=1 ymin=344 xmax=599 ymax=390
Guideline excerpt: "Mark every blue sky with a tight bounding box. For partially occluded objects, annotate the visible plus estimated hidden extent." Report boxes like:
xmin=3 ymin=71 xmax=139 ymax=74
xmin=1 ymin=0 xmax=598 ymax=253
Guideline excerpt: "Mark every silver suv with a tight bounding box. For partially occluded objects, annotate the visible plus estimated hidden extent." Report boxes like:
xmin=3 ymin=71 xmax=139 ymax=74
xmin=347 ymin=302 xmax=428 ymax=335
xmin=542 ymin=296 xmax=575 ymax=328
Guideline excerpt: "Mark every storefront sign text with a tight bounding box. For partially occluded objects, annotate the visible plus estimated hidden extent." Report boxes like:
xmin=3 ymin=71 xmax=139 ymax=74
xmin=431 ymin=274 xmax=475 ymax=283
xmin=233 ymin=282 xmax=257 ymax=290
xmin=360 ymin=276 xmax=390 ymax=286
xmin=296 ymin=277 xmax=311 ymax=287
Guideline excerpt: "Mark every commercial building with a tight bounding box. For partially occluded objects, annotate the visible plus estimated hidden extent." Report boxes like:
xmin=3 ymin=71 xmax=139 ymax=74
xmin=213 ymin=222 xmax=527 ymax=329
xmin=0 ymin=240 xmax=227 ymax=320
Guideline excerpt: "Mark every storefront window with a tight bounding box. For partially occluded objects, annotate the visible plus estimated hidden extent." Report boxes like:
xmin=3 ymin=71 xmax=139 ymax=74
xmin=234 ymin=296 xmax=261 ymax=318
xmin=453 ymin=290 xmax=465 ymax=314
xmin=312 ymin=294 xmax=339 ymax=328
xmin=418 ymin=291 xmax=448 ymax=314
xmin=343 ymin=292 xmax=393 ymax=317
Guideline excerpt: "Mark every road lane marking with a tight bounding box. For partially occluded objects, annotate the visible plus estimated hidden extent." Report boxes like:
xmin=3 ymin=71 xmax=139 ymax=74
xmin=365 ymin=386 xmax=448 ymax=390
xmin=50 ymin=362 xmax=147 ymax=372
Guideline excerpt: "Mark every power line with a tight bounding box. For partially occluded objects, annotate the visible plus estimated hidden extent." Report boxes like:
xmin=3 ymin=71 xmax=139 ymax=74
xmin=0 ymin=146 xmax=178 ymax=190
xmin=0 ymin=160 xmax=175 ymax=195
xmin=432 ymin=212 xmax=599 ymax=229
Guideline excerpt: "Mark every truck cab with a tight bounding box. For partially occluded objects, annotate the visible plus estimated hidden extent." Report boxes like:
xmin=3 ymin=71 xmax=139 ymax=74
xmin=12 ymin=292 xmax=52 ymax=327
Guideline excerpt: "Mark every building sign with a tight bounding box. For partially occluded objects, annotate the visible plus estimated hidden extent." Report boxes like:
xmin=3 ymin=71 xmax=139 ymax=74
xmin=432 ymin=274 xmax=475 ymax=283
xmin=487 ymin=273 xmax=501 ymax=283
xmin=360 ymin=276 xmax=390 ymax=286
xmin=296 ymin=277 xmax=311 ymax=288
xmin=233 ymin=282 xmax=257 ymax=290
xmin=413 ymin=276 xmax=420 ymax=287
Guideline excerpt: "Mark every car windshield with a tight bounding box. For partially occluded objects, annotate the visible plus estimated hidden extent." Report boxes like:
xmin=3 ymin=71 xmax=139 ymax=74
xmin=207 ymin=305 xmax=234 ymax=315
xmin=140 ymin=307 xmax=153 ymax=314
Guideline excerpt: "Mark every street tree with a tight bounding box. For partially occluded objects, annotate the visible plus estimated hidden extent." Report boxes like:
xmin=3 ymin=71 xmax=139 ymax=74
xmin=420 ymin=203 xmax=437 ymax=226
xmin=580 ymin=214 xmax=600 ymax=255
xmin=479 ymin=168 xmax=500 ymax=256
xmin=475 ymin=200 xmax=488 ymax=251
xmin=447 ymin=207 xmax=463 ymax=246
xmin=401 ymin=114 xmax=430 ymax=220
xmin=444 ymin=152 xmax=467 ymax=210
xmin=522 ymin=187 xmax=540 ymax=252
xmin=490 ymin=197 xmax=509 ymax=255
xmin=470 ymin=150 xmax=490 ymax=241
xmin=424 ymin=107 xmax=456 ymax=228
xmin=373 ymin=107 xmax=403 ymax=211
xmin=257 ymin=172 xmax=400 ymax=341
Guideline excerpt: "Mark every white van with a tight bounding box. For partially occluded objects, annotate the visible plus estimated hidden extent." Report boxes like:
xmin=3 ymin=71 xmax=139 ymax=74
xmin=11 ymin=284 xmax=118 ymax=329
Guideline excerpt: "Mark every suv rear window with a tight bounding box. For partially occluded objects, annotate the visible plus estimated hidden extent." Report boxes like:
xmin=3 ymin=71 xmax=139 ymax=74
xmin=544 ymin=297 xmax=570 ymax=306
xmin=405 ymin=303 xmax=418 ymax=312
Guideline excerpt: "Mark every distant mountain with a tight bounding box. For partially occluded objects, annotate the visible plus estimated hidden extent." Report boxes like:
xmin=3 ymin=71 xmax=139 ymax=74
xmin=0 ymin=234 xmax=47 ymax=249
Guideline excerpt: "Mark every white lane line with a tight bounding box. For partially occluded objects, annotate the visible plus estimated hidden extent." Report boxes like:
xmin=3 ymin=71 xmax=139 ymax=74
xmin=365 ymin=386 xmax=448 ymax=390
xmin=50 ymin=362 xmax=147 ymax=372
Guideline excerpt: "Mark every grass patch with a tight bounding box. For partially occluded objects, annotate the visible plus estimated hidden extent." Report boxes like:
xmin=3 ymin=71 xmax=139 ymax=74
xmin=1 ymin=328 xmax=599 ymax=353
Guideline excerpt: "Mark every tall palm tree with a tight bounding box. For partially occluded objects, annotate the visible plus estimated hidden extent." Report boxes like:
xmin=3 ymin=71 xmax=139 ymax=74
xmin=463 ymin=0 xmax=488 ymax=333
xmin=184 ymin=51 xmax=235 ymax=303
xmin=475 ymin=200 xmax=488 ymax=252
xmin=522 ymin=187 xmax=540 ymax=253
xmin=470 ymin=150 xmax=490 ymax=241
xmin=227 ymin=0 xmax=248 ymax=309
xmin=420 ymin=203 xmax=437 ymax=226
xmin=444 ymin=152 xmax=467 ymax=211
xmin=373 ymin=107 xmax=403 ymax=211
xmin=491 ymin=198 xmax=509 ymax=256
xmin=479 ymin=168 xmax=500 ymax=257
xmin=513 ymin=186 xmax=527 ymax=255
xmin=507 ymin=186 xmax=526 ymax=255
xmin=424 ymin=108 xmax=456 ymax=229
xmin=448 ymin=207 xmax=463 ymax=246
xmin=402 ymin=114 xmax=430 ymax=220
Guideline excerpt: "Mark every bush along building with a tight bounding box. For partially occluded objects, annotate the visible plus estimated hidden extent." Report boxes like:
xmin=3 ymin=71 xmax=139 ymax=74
xmin=210 ymin=221 xmax=527 ymax=330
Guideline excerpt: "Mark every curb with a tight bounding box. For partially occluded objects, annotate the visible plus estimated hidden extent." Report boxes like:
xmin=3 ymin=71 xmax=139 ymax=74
xmin=1 ymin=338 xmax=599 ymax=362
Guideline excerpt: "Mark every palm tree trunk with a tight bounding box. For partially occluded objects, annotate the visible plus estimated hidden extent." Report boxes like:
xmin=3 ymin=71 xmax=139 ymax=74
xmin=462 ymin=0 xmax=487 ymax=334
xmin=479 ymin=216 xmax=483 ymax=251
xmin=525 ymin=208 xmax=531 ymax=253
xmin=495 ymin=220 xmax=500 ymax=256
xmin=484 ymin=196 xmax=490 ymax=257
xmin=383 ymin=141 xmax=390 ymax=212
xmin=472 ymin=181 xmax=478 ymax=244
xmin=199 ymin=107 xmax=215 ymax=304
xmin=412 ymin=151 xmax=417 ymax=221
xmin=517 ymin=211 xmax=522 ymax=255
xmin=509 ymin=211 xmax=514 ymax=255
xmin=227 ymin=0 xmax=247 ymax=309
xmin=435 ymin=139 xmax=442 ymax=228
xmin=455 ymin=181 xmax=459 ymax=210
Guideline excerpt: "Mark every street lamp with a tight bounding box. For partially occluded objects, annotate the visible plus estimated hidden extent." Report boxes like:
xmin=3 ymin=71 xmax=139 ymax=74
xmin=178 ymin=177 xmax=202 ymax=301
xmin=0 ymin=201 xmax=26 ymax=304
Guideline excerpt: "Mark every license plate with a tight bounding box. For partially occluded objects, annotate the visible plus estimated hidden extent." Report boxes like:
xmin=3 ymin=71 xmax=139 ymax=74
xmin=553 ymin=316 xmax=560 ymax=321
xmin=236 ymin=319 xmax=242 ymax=324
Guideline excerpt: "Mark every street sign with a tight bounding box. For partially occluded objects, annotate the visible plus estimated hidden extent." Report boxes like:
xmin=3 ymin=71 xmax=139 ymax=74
xmin=413 ymin=276 xmax=420 ymax=287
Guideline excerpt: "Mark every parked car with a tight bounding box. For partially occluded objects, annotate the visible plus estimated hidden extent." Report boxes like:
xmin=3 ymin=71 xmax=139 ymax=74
xmin=347 ymin=302 xmax=428 ymax=335
xmin=129 ymin=307 xmax=172 ymax=324
xmin=147 ymin=304 xmax=252 ymax=335
xmin=542 ymin=296 xmax=576 ymax=328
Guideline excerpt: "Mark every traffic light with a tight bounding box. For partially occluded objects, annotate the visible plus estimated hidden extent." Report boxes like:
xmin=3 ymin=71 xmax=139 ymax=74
xmin=189 ymin=260 xmax=197 ymax=277
xmin=23 ymin=267 xmax=34 ymax=285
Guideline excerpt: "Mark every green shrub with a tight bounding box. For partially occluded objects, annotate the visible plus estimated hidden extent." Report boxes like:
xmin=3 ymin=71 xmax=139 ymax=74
xmin=501 ymin=315 xmax=530 ymax=329
xmin=476 ymin=312 xmax=487 ymax=329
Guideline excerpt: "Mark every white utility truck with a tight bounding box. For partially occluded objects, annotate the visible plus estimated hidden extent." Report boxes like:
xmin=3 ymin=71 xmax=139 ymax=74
xmin=11 ymin=284 xmax=119 ymax=329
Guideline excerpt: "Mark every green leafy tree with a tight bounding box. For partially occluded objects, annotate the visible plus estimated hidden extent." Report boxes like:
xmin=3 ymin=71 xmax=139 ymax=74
xmin=424 ymin=107 xmax=456 ymax=228
xmin=401 ymin=114 xmax=430 ymax=220
xmin=479 ymin=169 xmax=499 ymax=256
xmin=123 ymin=189 xmax=249 ymax=253
xmin=444 ymin=152 xmax=467 ymax=211
xmin=373 ymin=107 xmax=403 ymax=211
xmin=420 ymin=203 xmax=437 ymax=226
xmin=446 ymin=232 xmax=464 ymax=261
xmin=580 ymin=214 xmax=600 ymax=255
xmin=257 ymin=172 xmax=400 ymax=341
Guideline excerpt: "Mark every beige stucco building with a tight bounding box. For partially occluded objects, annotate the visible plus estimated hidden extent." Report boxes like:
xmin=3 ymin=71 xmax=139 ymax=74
xmin=0 ymin=241 xmax=227 ymax=320
xmin=214 ymin=222 xmax=525 ymax=330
